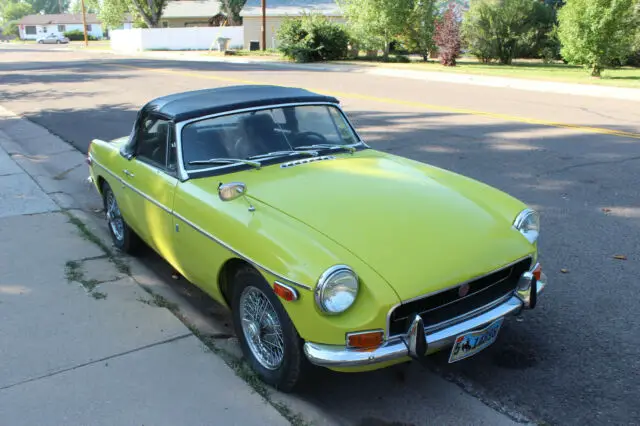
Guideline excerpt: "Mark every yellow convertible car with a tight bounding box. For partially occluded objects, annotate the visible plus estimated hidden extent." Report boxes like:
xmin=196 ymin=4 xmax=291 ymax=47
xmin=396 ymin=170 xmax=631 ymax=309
xmin=87 ymin=85 xmax=547 ymax=391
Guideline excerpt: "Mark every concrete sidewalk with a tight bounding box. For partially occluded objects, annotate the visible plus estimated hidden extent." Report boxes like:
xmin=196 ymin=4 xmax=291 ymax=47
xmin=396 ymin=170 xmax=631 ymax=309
xmin=0 ymin=121 xmax=288 ymax=425
xmin=62 ymin=45 xmax=640 ymax=103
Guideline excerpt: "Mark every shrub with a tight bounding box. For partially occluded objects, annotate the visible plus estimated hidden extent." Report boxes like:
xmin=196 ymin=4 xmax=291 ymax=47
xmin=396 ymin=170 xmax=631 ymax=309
xmin=434 ymin=3 xmax=461 ymax=66
xmin=277 ymin=14 xmax=349 ymax=63
xmin=462 ymin=0 xmax=556 ymax=65
xmin=557 ymin=0 xmax=637 ymax=76
xmin=2 ymin=21 xmax=20 ymax=39
xmin=64 ymin=29 xmax=98 ymax=41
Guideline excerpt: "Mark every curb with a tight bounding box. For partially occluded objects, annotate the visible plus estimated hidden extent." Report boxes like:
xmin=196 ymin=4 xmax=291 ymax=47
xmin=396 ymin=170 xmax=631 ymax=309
xmin=59 ymin=45 xmax=640 ymax=102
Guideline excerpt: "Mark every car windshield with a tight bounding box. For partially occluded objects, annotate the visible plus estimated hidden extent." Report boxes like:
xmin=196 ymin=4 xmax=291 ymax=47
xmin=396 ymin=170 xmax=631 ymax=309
xmin=181 ymin=104 xmax=363 ymax=172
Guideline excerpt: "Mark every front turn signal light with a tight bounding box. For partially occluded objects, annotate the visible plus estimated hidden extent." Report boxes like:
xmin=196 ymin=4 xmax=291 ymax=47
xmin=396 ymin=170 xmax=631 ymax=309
xmin=533 ymin=263 xmax=542 ymax=281
xmin=347 ymin=330 xmax=384 ymax=350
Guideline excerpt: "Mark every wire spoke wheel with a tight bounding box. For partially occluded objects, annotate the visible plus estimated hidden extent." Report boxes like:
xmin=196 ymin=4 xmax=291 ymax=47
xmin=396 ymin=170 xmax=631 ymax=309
xmin=240 ymin=287 xmax=285 ymax=370
xmin=105 ymin=190 xmax=124 ymax=243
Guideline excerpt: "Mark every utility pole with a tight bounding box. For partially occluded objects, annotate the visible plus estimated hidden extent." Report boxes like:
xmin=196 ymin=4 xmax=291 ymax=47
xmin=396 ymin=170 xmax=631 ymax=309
xmin=261 ymin=0 xmax=266 ymax=50
xmin=80 ymin=0 xmax=88 ymax=47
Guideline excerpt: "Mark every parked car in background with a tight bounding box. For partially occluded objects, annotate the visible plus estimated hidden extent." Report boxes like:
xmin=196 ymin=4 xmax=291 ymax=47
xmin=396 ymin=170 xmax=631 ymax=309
xmin=87 ymin=85 xmax=548 ymax=392
xmin=36 ymin=33 xmax=70 ymax=44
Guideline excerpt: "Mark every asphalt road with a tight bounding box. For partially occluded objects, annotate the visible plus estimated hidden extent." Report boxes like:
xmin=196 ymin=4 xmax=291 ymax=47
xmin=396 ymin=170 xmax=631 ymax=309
xmin=2 ymin=45 xmax=640 ymax=426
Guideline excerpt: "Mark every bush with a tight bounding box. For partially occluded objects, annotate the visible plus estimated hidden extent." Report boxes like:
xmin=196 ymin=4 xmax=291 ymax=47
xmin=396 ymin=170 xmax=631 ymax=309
xmin=434 ymin=3 xmax=462 ymax=66
xmin=2 ymin=21 xmax=20 ymax=39
xmin=557 ymin=0 xmax=637 ymax=76
xmin=462 ymin=0 xmax=555 ymax=65
xmin=277 ymin=13 xmax=350 ymax=63
xmin=64 ymin=29 xmax=98 ymax=41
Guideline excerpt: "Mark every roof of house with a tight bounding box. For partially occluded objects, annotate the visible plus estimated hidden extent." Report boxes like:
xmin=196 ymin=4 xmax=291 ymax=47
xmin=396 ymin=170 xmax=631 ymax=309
xmin=162 ymin=0 xmax=223 ymax=19
xmin=19 ymin=13 xmax=103 ymax=25
xmin=240 ymin=0 xmax=342 ymax=17
xmin=143 ymin=85 xmax=339 ymax=122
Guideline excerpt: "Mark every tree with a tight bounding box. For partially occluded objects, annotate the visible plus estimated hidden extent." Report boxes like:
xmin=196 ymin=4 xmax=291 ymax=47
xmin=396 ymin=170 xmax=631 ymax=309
xmin=338 ymin=0 xmax=413 ymax=59
xmin=462 ymin=0 xmax=556 ymax=64
xmin=1 ymin=1 xmax=33 ymax=23
xmin=98 ymin=0 xmax=167 ymax=28
xmin=277 ymin=13 xmax=350 ymax=62
xmin=434 ymin=1 xmax=461 ymax=65
xmin=558 ymin=0 xmax=638 ymax=76
xmin=402 ymin=0 xmax=437 ymax=61
xmin=69 ymin=0 xmax=98 ymax=14
xmin=220 ymin=0 xmax=246 ymax=26
xmin=23 ymin=0 xmax=68 ymax=14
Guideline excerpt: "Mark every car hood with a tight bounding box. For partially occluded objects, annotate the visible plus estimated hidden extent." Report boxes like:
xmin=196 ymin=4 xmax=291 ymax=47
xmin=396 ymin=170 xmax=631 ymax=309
xmin=239 ymin=150 xmax=534 ymax=301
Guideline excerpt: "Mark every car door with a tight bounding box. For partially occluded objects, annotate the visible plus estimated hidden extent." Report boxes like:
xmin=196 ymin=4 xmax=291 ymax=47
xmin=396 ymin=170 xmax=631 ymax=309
xmin=121 ymin=112 xmax=179 ymax=260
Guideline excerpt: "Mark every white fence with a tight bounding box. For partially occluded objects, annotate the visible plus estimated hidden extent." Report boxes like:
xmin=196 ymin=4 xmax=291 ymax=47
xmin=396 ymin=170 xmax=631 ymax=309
xmin=110 ymin=26 xmax=244 ymax=52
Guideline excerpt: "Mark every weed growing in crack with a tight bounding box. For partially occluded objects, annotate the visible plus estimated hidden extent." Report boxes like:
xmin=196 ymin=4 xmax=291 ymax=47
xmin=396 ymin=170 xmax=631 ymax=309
xmin=64 ymin=211 xmax=131 ymax=276
xmin=65 ymin=260 xmax=82 ymax=282
xmin=92 ymin=292 xmax=107 ymax=300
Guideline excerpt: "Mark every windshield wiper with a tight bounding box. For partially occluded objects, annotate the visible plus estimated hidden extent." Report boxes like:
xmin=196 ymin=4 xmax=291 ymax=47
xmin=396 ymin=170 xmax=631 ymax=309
xmin=248 ymin=150 xmax=319 ymax=160
xmin=294 ymin=144 xmax=358 ymax=153
xmin=188 ymin=158 xmax=262 ymax=169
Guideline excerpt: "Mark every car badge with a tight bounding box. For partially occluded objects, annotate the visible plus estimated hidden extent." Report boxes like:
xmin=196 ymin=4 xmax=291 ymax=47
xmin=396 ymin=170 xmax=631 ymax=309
xmin=458 ymin=283 xmax=470 ymax=298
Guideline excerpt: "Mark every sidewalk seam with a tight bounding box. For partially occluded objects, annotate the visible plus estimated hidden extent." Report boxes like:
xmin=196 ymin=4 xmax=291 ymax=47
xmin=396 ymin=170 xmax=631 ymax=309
xmin=0 ymin=333 xmax=193 ymax=392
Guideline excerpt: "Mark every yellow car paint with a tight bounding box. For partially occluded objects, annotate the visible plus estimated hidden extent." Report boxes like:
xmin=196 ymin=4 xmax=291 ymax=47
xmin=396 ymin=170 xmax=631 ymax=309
xmin=88 ymin=137 xmax=537 ymax=354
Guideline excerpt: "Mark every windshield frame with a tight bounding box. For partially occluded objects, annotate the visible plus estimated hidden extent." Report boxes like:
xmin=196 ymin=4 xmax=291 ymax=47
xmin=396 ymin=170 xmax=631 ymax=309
xmin=174 ymin=101 xmax=368 ymax=181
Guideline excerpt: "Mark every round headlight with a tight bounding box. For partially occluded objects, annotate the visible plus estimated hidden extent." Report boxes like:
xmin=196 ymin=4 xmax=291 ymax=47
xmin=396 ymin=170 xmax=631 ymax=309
xmin=513 ymin=208 xmax=540 ymax=244
xmin=315 ymin=265 xmax=359 ymax=314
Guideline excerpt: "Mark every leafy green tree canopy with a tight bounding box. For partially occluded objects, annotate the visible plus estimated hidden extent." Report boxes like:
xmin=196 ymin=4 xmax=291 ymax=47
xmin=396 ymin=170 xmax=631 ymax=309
xmin=338 ymin=0 xmax=413 ymax=58
xmin=557 ymin=0 xmax=638 ymax=76
xmin=1 ymin=0 xmax=33 ymax=23
xmin=98 ymin=0 xmax=167 ymax=29
xmin=462 ymin=0 xmax=555 ymax=64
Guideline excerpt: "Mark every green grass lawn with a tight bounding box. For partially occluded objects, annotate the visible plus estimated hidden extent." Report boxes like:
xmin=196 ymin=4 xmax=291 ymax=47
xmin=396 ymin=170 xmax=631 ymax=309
xmin=336 ymin=56 xmax=640 ymax=88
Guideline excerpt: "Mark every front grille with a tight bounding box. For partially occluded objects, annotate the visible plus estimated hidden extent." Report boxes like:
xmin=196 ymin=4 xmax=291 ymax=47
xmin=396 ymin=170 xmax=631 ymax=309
xmin=388 ymin=257 xmax=532 ymax=336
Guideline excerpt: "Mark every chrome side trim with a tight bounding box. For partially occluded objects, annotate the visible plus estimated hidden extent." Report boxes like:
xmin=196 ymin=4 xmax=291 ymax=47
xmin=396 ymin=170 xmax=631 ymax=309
xmin=385 ymin=255 xmax=533 ymax=338
xmin=91 ymin=158 xmax=312 ymax=291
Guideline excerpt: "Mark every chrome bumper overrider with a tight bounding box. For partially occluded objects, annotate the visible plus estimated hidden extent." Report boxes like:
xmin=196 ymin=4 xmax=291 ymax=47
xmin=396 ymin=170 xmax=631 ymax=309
xmin=304 ymin=266 xmax=547 ymax=368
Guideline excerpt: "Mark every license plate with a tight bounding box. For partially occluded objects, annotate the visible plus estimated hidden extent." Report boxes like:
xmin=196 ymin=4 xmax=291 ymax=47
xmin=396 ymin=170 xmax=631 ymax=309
xmin=448 ymin=318 xmax=504 ymax=363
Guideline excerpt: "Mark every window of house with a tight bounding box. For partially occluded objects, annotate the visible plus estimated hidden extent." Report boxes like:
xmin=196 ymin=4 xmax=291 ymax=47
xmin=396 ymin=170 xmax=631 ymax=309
xmin=58 ymin=25 xmax=66 ymax=32
xmin=42 ymin=27 xmax=47 ymax=32
xmin=25 ymin=26 xmax=36 ymax=35
xmin=85 ymin=24 xmax=92 ymax=31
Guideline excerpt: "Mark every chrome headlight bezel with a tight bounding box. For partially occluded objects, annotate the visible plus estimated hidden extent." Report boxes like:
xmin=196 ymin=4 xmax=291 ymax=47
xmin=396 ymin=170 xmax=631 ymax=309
xmin=315 ymin=265 xmax=359 ymax=315
xmin=513 ymin=208 xmax=540 ymax=244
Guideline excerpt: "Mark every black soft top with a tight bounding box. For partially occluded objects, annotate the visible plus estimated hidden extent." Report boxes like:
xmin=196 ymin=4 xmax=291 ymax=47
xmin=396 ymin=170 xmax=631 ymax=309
xmin=141 ymin=85 xmax=340 ymax=122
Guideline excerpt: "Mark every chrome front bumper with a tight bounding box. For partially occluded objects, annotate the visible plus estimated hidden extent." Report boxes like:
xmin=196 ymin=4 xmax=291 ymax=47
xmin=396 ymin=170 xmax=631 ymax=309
xmin=304 ymin=267 xmax=547 ymax=369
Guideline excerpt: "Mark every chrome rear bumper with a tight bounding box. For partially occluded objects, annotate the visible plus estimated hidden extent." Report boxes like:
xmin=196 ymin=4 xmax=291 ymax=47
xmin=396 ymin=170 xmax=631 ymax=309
xmin=304 ymin=268 xmax=546 ymax=369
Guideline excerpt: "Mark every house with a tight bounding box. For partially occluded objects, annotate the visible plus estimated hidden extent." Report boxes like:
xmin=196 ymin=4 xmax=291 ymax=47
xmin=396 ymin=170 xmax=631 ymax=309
xmin=17 ymin=13 xmax=122 ymax=40
xmin=239 ymin=0 xmax=344 ymax=50
xmin=160 ymin=0 xmax=227 ymax=28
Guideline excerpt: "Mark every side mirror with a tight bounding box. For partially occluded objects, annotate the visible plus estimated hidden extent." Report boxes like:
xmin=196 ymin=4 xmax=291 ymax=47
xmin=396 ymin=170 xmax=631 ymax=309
xmin=120 ymin=146 xmax=134 ymax=160
xmin=219 ymin=182 xmax=247 ymax=202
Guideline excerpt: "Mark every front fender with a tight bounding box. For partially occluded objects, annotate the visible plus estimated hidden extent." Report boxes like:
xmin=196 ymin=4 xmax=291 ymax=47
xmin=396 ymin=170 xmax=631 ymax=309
xmin=172 ymin=179 xmax=401 ymax=346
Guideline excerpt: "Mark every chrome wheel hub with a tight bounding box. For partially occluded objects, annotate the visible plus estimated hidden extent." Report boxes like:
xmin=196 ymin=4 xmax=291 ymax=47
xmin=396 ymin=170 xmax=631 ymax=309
xmin=239 ymin=287 xmax=285 ymax=370
xmin=105 ymin=191 xmax=124 ymax=242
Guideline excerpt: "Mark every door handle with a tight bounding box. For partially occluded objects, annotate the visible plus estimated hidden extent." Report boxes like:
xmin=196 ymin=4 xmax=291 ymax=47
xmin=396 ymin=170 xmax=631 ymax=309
xmin=123 ymin=169 xmax=135 ymax=178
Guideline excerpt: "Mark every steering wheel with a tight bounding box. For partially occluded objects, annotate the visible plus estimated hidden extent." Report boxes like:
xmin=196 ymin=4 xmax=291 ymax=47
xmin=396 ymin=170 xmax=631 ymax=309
xmin=294 ymin=131 xmax=328 ymax=145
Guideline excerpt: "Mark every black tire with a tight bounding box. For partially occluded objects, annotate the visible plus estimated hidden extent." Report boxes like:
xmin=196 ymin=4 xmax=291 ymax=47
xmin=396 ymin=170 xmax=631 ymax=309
xmin=101 ymin=181 xmax=141 ymax=254
xmin=232 ymin=266 xmax=310 ymax=392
